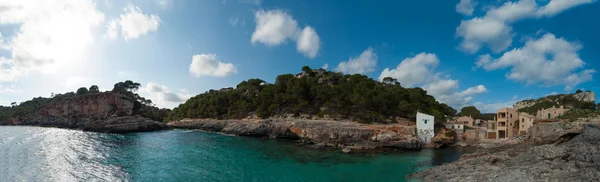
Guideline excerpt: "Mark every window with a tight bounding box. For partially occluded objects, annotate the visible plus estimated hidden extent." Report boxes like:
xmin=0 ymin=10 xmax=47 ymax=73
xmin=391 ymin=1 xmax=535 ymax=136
xmin=510 ymin=123 xmax=512 ymax=126
xmin=510 ymin=114 xmax=513 ymax=118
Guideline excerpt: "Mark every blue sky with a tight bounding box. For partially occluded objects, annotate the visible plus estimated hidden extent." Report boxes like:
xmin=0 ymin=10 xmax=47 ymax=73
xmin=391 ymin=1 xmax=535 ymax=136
xmin=0 ymin=0 xmax=598 ymax=112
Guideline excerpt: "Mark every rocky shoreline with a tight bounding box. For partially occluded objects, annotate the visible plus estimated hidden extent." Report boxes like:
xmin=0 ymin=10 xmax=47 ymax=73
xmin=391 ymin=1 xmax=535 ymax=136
xmin=407 ymin=122 xmax=600 ymax=181
xmin=168 ymin=118 xmax=435 ymax=150
xmin=0 ymin=115 xmax=167 ymax=133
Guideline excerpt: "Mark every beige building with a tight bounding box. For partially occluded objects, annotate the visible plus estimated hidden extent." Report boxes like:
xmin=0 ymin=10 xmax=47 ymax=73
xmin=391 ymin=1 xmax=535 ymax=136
xmin=496 ymin=107 xmax=519 ymax=139
xmin=536 ymin=106 xmax=569 ymax=119
xmin=452 ymin=116 xmax=475 ymax=127
xmin=445 ymin=121 xmax=464 ymax=134
xmin=518 ymin=112 xmax=535 ymax=135
xmin=486 ymin=120 xmax=497 ymax=139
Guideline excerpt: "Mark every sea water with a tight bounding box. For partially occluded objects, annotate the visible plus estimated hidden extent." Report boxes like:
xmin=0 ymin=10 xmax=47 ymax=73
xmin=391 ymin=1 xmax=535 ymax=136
xmin=0 ymin=126 xmax=473 ymax=182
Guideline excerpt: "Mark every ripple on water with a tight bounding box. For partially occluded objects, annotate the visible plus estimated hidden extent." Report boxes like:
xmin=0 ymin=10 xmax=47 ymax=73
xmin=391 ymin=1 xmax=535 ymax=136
xmin=1 ymin=126 xmax=474 ymax=182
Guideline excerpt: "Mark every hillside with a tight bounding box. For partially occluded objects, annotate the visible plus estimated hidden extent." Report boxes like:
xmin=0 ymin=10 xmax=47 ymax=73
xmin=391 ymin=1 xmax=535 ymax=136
xmin=0 ymin=81 xmax=171 ymax=126
xmin=515 ymin=91 xmax=597 ymax=115
xmin=166 ymin=66 xmax=457 ymax=123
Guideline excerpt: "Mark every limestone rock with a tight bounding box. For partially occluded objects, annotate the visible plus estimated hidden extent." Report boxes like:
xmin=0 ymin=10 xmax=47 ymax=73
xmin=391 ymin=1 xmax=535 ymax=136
xmin=169 ymin=119 xmax=423 ymax=150
xmin=1 ymin=92 xmax=167 ymax=133
xmin=407 ymin=125 xmax=600 ymax=182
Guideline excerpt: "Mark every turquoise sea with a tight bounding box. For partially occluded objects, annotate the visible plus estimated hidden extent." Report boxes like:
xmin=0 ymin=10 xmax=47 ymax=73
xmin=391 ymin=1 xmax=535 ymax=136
xmin=0 ymin=126 xmax=473 ymax=182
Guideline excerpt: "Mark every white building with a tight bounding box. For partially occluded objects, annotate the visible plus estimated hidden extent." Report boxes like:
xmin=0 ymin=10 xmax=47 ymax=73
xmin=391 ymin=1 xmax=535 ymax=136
xmin=416 ymin=112 xmax=435 ymax=144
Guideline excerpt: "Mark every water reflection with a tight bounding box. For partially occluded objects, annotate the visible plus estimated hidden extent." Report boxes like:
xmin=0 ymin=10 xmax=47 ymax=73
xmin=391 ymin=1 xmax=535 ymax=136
xmin=1 ymin=127 xmax=474 ymax=182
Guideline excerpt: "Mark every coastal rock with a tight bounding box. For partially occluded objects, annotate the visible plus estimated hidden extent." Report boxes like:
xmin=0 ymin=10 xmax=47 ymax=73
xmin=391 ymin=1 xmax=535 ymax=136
xmin=1 ymin=92 xmax=166 ymax=133
xmin=83 ymin=115 xmax=167 ymax=133
xmin=407 ymin=125 xmax=600 ymax=182
xmin=168 ymin=119 xmax=422 ymax=150
xmin=513 ymin=91 xmax=595 ymax=110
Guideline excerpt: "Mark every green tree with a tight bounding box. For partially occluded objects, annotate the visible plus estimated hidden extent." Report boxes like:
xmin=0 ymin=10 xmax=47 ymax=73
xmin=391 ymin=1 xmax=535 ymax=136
xmin=89 ymin=85 xmax=100 ymax=93
xmin=10 ymin=102 xmax=16 ymax=107
xmin=302 ymin=66 xmax=311 ymax=72
xmin=76 ymin=87 xmax=89 ymax=95
xmin=576 ymin=89 xmax=583 ymax=93
xmin=458 ymin=106 xmax=481 ymax=117
xmin=382 ymin=77 xmax=398 ymax=85
xmin=597 ymin=103 xmax=600 ymax=110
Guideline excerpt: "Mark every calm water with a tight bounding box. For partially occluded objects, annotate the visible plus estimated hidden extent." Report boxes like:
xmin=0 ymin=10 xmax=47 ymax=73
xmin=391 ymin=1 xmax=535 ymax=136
xmin=0 ymin=126 xmax=473 ymax=182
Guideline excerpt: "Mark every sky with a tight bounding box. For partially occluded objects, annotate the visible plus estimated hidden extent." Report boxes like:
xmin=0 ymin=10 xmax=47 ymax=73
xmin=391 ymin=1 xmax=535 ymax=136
xmin=0 ymin=0 xmax=598 ymax=113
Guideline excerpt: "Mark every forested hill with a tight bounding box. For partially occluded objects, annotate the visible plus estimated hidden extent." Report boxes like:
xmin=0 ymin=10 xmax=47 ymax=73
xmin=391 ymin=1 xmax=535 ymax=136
xmin=166 ymin=66 xmax=457 ymax=123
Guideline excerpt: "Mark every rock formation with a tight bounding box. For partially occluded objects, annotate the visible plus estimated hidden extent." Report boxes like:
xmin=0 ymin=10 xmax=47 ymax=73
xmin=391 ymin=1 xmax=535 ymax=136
xmin=408 ymin=122 xmax=600 ymax=181
xmin=168 ymin=118 xmax=423 ymax=149
xmin=1 ymin=92 xmax=166 ymax=133
xmin=514 ymin=91 xmax=596 ymax=110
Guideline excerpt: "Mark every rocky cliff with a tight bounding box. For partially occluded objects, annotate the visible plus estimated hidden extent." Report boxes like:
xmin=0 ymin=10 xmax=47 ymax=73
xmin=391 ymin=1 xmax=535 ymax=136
xmin=408 ymin=121 xmax=600 ymax=181
xmin=168 ymin=118 xmax=425 ymax=150
xmin=1 ymin=92 xmax=166 ymax=133
xmin=514 ymin=91 xmax=596 ymax=110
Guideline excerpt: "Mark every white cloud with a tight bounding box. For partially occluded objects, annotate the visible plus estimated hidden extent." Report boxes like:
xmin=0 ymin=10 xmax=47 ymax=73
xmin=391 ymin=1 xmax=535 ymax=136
xmin=156 ymin=0 xmax=172 ymax=9
xmin=251 ymin=9 xmax=321 ymax=58
xmin=335 ymin=48 xmax=377 ymax=74
xmin=117 ymin=70 xmax=140 ymax=80
xmin=321 ymin=63 xmax=329 ymax=70
xmin=457 ymin=0 xmax=593 ymax=53
xmin=476 ymin=33 xmax=594 ymax=90
xmin=65 ymin=77 xmax=93 ymax=90
xmin=0 ymin=32 xmax=10 ymax=50
xmin=378 ymin=52 xmax=439 ymax=87
xmin=241 ymin=0 xmax=261 ymax=5
xmin=0 ymin=58 xmax=22 ymax=82
xmin=142 ymin=82 xmax=192 ymax=108
xmin=297 ymin=26 xmax=321 ymax=58
xmin=422 ymin=75 xmax=488 ymax=108
xmin=189 ymin=54 xmax=238 ymax=77
xmin=251 ymin=10 xmax=299 ymax=46
xmin=474 ymin=95 xmax=522 ymax=113
xmin=456 ymin=0 xmax=477 ymax=16
xmin=0 ymin=0 xmax=105 ymax=82
xmin=0 ymin=85 xmax=19 ymax=94
xmin=229 ymin=16 xmax=246 ymax=27
xmin=379 ymin=53 xmax=487 ymax=109
xmin=106 ymin=4 xmax=161 ymax=40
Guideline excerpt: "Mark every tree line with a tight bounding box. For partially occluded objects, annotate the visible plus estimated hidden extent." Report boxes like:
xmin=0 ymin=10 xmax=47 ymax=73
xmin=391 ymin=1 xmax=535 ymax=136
xmin=166 ymin=66 xmax=457 ymax=123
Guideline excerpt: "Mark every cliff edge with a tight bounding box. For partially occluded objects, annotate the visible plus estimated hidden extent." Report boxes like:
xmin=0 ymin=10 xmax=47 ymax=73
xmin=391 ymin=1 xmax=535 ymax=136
xmin=168 ymin=118 xmax=426 ymax=150
xmin=0 ymin=92 xmax=166 ymax=133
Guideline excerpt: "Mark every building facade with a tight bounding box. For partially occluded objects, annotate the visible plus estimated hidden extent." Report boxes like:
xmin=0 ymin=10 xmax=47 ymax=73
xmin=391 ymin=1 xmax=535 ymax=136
xmin=536 ymin=106 xmax=569 ymax=119
xmin=445 ymin=121 xmax=464 ymax=133
xmin=416 ymin=112 xmax=435 ymax=144
xmin=453 ymin=116 xmax=475 ymax=127
xmin=496 ymin=107 xmax=519 ymax=139
xmin=518 ymin=112 xmax=535 ymax=135
xmin=486 ymin=120 xmax=497 ymax=139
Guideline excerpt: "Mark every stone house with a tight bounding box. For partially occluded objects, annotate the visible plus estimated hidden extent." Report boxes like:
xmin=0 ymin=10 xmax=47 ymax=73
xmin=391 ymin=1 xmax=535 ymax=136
xmin=416 ymin=112 xmax=435 ymax=144
xmin=452 ymin=116 xmax=475 ymax=127
xmin=496 ymin=107 xmax=519 ymax=139
xmin=486 ymin=120 xmax=497 ymax=139
xmin=536 ymin=106 xmax=568 ymax=119
xmin=445 ymin=121 xmax=464 ymax=134
xmin=518 ymin=112 xmax=535 ymax=135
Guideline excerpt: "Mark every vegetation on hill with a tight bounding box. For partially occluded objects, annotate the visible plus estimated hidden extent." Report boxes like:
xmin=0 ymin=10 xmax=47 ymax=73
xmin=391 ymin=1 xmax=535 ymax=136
xmin=166 ymin=66 xmax=457 ymax=123
xmin=517 ymin=92 xmax=596 ymax=115
xmin=0 ymin=81 xmax=170 ymax=122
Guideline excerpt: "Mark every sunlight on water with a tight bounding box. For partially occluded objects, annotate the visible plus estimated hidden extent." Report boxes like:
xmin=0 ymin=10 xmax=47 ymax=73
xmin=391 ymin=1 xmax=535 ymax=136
xmin=0 ymin=126 xmax=473 ymax=182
